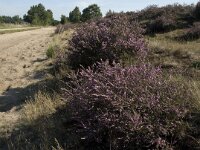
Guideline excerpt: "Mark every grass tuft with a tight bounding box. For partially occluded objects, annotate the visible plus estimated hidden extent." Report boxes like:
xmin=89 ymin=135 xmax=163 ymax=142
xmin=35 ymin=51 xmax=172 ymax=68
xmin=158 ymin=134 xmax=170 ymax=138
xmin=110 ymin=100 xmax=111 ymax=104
xmin=21 ymin=91 xmax=64 ymax=124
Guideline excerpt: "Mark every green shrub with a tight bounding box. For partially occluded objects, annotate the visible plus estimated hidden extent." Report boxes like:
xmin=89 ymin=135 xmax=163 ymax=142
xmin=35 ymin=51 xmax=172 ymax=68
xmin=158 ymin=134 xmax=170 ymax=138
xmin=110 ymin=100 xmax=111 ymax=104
xmin=192 ymin=61 xmax=200 ymax=69
xmin=46 ymin=46 xmax=55 ymax=58
xmin=176 ymin=22 xmax=200 ymax=41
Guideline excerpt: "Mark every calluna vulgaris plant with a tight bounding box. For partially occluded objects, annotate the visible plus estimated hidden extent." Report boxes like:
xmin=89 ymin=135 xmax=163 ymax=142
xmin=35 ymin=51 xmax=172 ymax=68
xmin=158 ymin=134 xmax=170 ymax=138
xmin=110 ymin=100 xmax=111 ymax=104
xmin=137 ymin=4 xmax=195 ymax=34
xmin=67 ymin=15 xmax=148 ymax=69
xmin=65 ymin=61 xmax=191 ymax=149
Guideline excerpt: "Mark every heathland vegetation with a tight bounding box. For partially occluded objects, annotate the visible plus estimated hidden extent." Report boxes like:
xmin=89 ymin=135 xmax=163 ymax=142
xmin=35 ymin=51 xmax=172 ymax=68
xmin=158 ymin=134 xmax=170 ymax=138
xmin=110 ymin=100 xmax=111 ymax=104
xmin=0 ymin=2 xmax=200 ymax=150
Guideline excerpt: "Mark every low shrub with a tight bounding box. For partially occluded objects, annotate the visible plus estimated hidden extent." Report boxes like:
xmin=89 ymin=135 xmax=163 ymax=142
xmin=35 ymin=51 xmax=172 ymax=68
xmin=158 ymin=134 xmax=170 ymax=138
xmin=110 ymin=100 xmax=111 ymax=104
xmin=137 ymin=4 xmax=195 ymax=34
xmin=64 ymin=61 xmax=192 ymax=149
xmin=46 ymin=45 xmax=55 ymax=58
xmin=147 ymin=15 xmax=176 ymax=33
xmin=192 ymin=61 xmax=200 ymax=69
xmin=55 ymin=23 xmax=77 ymax=34
xmin=67 ymin=15 xmax=148 ymax=70
xmin=176 ymin=22 xmax=200 ymax=41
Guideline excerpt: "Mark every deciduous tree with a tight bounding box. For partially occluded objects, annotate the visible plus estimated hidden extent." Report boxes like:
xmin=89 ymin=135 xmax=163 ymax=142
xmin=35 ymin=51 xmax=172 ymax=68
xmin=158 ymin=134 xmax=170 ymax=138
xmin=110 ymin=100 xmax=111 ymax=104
xmin=81 ymin=4 xmax=102 ymax=22
xmin=69 ymin=6 xmax=81 ymax=23
xmin=24 ymin=3 xmax=54 ymax=25
xmin=60 ymin=15 xmax=68 ymax=24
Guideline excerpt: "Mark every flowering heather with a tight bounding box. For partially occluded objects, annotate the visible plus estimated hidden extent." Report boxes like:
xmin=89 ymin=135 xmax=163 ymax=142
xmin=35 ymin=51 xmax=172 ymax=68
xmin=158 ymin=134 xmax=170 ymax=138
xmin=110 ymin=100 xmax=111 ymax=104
xmin=67 ymin=15 xmax=148 ymax=69
xmin=65 ymin=61 xmax=190 ymax=149
xmin=136 ymin=4 xmax=195 ymax=34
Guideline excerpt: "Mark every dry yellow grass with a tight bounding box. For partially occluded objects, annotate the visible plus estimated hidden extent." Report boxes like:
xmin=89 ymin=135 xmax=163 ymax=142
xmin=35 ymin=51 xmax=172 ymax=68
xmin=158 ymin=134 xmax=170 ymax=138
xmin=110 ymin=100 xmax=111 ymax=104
xmin=52 ymin=29 xmax=74 ymax=49
xmin=46 ymin=29 xmax=74 ymax=59
xmin=189 ymin=80 xmax=200 ymax=106
xmin=148 ymin=30 xmax=200 ymax=57
xmin=6 ymin=91 xmax=65 ymax=150
xmin=22 ymin=30 xmax=74 ymax=125
xmin=21 ymin=91 xmax=64 ymax=124
xmin=147 ymin=29 xmax=200 ymax=108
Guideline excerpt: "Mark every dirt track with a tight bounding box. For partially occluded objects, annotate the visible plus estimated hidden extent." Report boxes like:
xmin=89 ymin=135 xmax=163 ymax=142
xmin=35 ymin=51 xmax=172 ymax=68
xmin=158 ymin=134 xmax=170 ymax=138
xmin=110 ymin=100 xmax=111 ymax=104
xmin=0 ymin=27 xmax=55 ymax=137
xmin=0 ymin=27 xmax=54 ymax=97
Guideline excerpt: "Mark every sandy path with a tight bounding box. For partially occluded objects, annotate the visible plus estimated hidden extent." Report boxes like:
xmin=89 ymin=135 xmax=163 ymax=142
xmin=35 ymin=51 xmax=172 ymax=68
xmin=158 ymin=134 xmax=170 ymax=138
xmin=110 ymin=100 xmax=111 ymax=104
xmin=0 ymin=27 xmax=54 ymax=95
xmin=0 ymin=27 xmax=55 ymax=140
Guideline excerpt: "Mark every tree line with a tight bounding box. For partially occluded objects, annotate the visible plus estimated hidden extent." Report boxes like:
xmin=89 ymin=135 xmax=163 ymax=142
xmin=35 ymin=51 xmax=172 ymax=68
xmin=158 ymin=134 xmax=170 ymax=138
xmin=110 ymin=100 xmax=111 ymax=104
xmin=0 ymin=3 xmax=102 ymax=26
xmin=61 ymin=4 xmax=102 ymax=24
xmin=0 ymin=15 xmax=23 ymax=24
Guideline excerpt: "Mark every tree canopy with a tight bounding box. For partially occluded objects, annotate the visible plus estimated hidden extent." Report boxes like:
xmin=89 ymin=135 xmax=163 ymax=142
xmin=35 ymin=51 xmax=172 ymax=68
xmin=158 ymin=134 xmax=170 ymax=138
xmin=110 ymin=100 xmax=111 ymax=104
xmin=23 ymin=3 xmax=53 ymax=25
xmin=81 ymin=4 xmax=102 ymax=22
xmin=60 ymin=15 xmax=68 ymax=24
xmin=0 ymin=15 xmax=23 ymax=24
xmin=69 ymin=6 xmax=81 ymax=23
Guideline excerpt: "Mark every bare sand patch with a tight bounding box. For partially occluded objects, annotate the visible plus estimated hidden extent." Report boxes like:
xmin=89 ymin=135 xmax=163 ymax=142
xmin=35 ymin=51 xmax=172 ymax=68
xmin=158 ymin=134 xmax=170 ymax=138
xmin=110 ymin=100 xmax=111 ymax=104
xmin=0 ymin=27 xmax=55 ymax=138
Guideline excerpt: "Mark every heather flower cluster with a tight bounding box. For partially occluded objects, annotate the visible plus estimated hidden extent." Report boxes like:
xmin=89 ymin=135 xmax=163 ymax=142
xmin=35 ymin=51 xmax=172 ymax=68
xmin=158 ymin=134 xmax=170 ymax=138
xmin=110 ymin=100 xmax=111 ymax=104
xmin=65 ymin=61 xmax=190 ymax=149
xmin=67 ymin=14 xmax=148 ymax=69
xmin=58 ymin=9 xmax=195 ymax=150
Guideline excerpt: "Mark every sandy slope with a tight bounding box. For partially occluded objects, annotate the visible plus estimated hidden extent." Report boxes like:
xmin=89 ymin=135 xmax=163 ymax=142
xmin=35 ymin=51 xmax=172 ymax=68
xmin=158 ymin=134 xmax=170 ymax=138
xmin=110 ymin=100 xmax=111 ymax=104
xmin=0 ymin=27 xmax=55 ymax=139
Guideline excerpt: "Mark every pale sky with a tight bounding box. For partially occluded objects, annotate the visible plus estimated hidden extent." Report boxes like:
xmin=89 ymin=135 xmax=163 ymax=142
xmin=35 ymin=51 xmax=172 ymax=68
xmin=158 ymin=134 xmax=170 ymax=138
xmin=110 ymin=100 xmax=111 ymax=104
xmin=0 ymin=0 xmax=197 ymax=20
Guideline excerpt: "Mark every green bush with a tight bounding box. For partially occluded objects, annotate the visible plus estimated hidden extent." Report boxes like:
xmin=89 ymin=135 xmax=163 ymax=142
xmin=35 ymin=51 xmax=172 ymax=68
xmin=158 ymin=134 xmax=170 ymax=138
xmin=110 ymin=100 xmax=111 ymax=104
xmin=192 ymin=61 xmax=200 ymax=69
xmin=46 ymin=46 xmax=55 ymax=58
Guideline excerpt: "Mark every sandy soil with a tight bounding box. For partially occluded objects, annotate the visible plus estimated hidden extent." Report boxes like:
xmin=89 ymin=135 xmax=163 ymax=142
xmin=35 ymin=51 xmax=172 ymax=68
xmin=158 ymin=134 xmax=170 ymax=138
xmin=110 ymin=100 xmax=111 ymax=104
xmin=0 ymin=27 xmax=39 ymax=31
xmin=0 ymin=27 xmax=55 ymax=138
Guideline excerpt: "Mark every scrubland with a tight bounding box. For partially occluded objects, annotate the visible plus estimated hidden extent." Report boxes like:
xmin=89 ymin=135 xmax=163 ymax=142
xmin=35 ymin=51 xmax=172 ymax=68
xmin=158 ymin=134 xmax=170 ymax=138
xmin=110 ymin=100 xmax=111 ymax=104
xmin=0 ymin=3 xmax=200 ymax=150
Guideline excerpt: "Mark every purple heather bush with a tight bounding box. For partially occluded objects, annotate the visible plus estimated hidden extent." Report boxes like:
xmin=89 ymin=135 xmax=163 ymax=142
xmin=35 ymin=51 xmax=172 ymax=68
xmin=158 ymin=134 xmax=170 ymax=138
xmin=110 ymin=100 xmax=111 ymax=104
xmin=67 ymin=14 xmax=148 ymax=69
xmin=64 ymin=61 xmax=191 ymax=149
xmin=137 ymin=4 xmax=195 ymax=34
